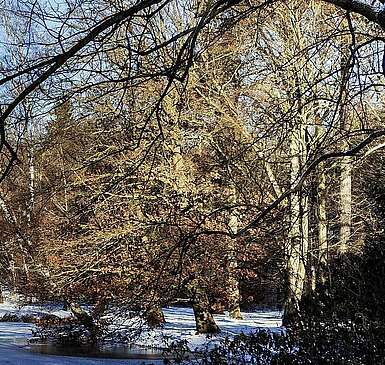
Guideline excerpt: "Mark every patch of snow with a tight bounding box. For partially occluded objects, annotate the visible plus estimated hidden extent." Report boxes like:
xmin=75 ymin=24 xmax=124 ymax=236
xmin=112 ymin=306 xmax=283 ymax=351
xmin=0 ymin=293 xmax=72 ymax=321
xmin=0 ymin=322 xmax=34 ymax=340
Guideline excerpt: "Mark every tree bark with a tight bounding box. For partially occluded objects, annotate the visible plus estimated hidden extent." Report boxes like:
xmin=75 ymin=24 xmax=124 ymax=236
xmin=188 ymin=279 xmax=219 ymax=334
xmin=227 ymin=185 xmax=243 ymax=320
xmin=321 ymin=0 xmax=385 ymax=30
xmin=339 ymin=156 xmax=352 ymax=254
xmin=313 ymin=121 xmax=329 ymax=287
xmin=144 ymin=294 xmax=165 ymax=328
xmin=68 ymin=302 xmax=98 ymax=343
xmin=227 ymin=238 xmax=243 ymax=320
xmin=145 ymin=306 xmax=165 ymax=328
xmin=317 ymin=161 xmax=328 ymax=285
xmin=338 ymin=40 xmax=352 ymax=255
xmin=284 ymin=123 xmax=309 ymax=325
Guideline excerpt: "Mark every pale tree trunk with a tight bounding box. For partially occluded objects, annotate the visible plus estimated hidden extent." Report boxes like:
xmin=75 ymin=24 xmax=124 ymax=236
xmin=317 ymin=161 xmax=328 ymax=285
xmin=227 ymin=240 xmax=243 ymax=320
xmin=170 ymin=126 xmax=189 ymax=209
xmin=0 ymin=194 xmax=20 ymax=290
xmin=227 ymin=185 xmax=243 ymax=320
xmin=23 ymin=125 xmax=36 ymax=282
xmin=284 ymin=122 xmax=309 ymax=324
xmin=338 ymin=42 xmax=352 ymax=255
xmin=282 ymin=5 xmax=312 ymax=325
xmin=0 ymin=194 xmax=15 ymax=224
xmin=302 ymin=193 xmax=310 ymax=290
xmin=27 ymin=135 xmax=35 ymax=229
xmin=334 ymin=166 xmax=354 ymax=262
xmin=259 ymin=151 xmax=283 ymax=199
xmin=312 ymin=122 xmax=328 ymax=288
xmin=339 ymin=156 xmax=352 ymax=254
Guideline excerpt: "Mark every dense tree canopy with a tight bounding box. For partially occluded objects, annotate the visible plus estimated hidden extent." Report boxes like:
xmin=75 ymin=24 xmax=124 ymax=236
xmin=0 ymin=3 xmax=385 ymax=361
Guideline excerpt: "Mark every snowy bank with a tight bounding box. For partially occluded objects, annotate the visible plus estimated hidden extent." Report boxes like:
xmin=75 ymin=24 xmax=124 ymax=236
xmin=0 ymin=296 xmax=283 ymax=364
xmin=112 ymin=306 xmax=283 ymax=351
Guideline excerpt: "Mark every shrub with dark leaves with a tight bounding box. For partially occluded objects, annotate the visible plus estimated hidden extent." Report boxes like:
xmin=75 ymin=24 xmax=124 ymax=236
xmin=164 ymin=320 xmax=385 ymax=365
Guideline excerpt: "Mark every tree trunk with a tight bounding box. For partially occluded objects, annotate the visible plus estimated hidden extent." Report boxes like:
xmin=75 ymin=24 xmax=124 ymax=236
xmin=68 ymin=302 xmax=98 ymax=343
xmin=23 ymin=130 xmax=35 ymax=282
xmin=284 ymin=124 xmax=308 ymax=325
xmin=166 ymin=96 xmax=219 ymax=333
xmin=144 ymin=293 xmax=165 ymax=328
xmin=188 ymin=279 xmax=219 ymax=334
xmin=227 ymin=239 xmax=243 ymax=320
xmin=317 ymin=161 xmax=328 ymax=285
xmin=313 ymin=119 xmax=328 ymax=287
xmin=338 ymin=37 xmax=352 ymax=255
xmin=227 ymin=185 xmax=243 ymax=320
xmin=145 ymin=306 xmax=165 ymax=328
xmin=339 ymin=156 xmax=352 ymax=254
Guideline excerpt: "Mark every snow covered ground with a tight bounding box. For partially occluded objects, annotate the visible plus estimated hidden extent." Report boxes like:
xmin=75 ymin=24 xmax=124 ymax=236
xmin=0 ymin=297 xmax=282 ymax=364
xmin=0 ymin=297 xmax=71 ymax=320
xmin=114 ymin=306 xmax=283 ymax=351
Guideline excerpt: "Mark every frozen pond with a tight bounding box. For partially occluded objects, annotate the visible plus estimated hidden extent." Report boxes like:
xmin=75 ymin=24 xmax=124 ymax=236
xmin=27 ymin=342 xmax=165 ymax=360
xmin=0 ymin=323 xmax=162 ymax=364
